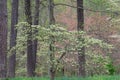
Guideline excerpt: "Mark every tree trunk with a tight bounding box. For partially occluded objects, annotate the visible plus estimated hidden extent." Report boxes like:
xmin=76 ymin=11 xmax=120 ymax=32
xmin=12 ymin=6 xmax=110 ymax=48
xmin=25 ymin=0 xmax=34 ymax=77
xmin=0 ymin=0 xmax=7 ymax=78
xmin=61 ymin=66 xmax=64 ymax=76
xmin=48 ymin=0 xmax=55 ymax=80
xmin=50 ymin=67 xmax=55 ymax=80
xmin=32 ymin=0 xmax=40 ymax=76
xmin=7 ymin=0 xmax=19 ymax=77
xmin=48 ymin=0 xmax=55 ymax=25
xmin=77 ymin=0 xmax=86 ymax=77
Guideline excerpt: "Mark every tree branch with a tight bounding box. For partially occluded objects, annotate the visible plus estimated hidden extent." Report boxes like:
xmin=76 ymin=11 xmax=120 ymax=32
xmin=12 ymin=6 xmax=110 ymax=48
xmin=54 ymin=3 xmax=120 ymax=15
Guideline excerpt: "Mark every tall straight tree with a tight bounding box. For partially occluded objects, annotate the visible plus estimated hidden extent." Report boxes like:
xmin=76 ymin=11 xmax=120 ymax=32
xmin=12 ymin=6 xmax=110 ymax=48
xmin=77 ymin=0 xmax=86 ymax=77
xmin=0 ymin=0 xmax=7 ymax=78
xmin=48 ymin=0 xmax=55 ymax=80
xmin=33 ymin=0 xmax=40 ymax=75
xmin=8 ymin=0 xmax=19 ymax=77
xmin=25 ymin=0 xmax=34 ymax=76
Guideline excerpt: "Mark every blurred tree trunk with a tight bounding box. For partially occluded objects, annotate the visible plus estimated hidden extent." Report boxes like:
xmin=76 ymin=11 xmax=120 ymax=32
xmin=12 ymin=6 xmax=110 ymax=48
xmin=48 ymin=0 xmax=55 ymax=80
xmin=0 ymin=0 xmax=7 ymax=78
xmin=77 ymin=0 xmax=86 ymax=77
xmin=48 ymin=0 xmax=55 ymax=25
xmin=33 ymin=0 xmax=40 ymax=75
xmin=8 ymin=0 xmax=19 ymax=77
xmin=25 ymin=0 xmax=34 ymax=77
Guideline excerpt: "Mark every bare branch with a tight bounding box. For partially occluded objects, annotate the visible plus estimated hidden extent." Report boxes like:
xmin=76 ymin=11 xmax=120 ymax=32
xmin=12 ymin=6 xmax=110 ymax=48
xmin=54 ymin=3 xmax=120 ymax=15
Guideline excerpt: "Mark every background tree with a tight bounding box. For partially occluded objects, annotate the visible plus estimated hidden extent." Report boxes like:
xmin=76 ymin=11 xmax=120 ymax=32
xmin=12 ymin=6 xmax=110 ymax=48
xmin=24 ymin=0 xmax=34 ymax=76
xmin=48 ymin=0 xmax=55 ymax=80
xmin=77 ymin=0 xmax=86 ymax=77
xmin=8 ymin=0 xmax=19 ymax=77
xmin=0 ymin=0 xmax=7 ymax=78
xmin=1 ymin=0 xmax=119 ymax=78
xmin=32 ymin=0 xmax=40 ymax=75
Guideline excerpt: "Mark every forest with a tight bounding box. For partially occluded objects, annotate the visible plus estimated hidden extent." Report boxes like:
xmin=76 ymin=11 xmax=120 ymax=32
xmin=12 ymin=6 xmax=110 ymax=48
xmin=0 ymin=0 xmax=120 ymax=80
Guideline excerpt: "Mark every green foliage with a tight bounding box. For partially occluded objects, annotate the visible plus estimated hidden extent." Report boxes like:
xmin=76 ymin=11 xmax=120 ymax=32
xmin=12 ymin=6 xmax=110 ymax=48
xmin=54 ymin=0 xmax=66 ymax=3
xmin=105 ymin=61 xmax=116 ymax=75
xmin=14 ymin=22 xmax=113 ymax=76
xmin=86 ymin=51 xmax=113 ymax=76
xmin=84 ymin=0 xmax=111 ymax=11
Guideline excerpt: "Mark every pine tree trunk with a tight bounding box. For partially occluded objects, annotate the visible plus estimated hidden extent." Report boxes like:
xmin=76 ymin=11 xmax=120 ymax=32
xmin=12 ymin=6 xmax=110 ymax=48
xmin=32 ymin=0 xmax=40 ymax=76
xmin=8 ymin=0 xmax=19 ymax=77
xmin=0 ymin=0 xmax=7 ymax=78
xmin=77 ymin=0 xmax=86 ymax=77
xmin=25 ymin=0 xmax=34 ymax=77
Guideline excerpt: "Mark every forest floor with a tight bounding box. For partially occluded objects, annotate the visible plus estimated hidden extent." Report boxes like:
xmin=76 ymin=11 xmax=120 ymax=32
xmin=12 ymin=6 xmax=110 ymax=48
xmin=7 ymin=75 xmax=120 ymax=80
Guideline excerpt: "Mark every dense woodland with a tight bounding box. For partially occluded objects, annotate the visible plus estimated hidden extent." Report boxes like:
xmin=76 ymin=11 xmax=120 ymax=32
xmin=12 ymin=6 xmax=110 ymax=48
xmin=0 ymin=0 xmax=120 ymax=80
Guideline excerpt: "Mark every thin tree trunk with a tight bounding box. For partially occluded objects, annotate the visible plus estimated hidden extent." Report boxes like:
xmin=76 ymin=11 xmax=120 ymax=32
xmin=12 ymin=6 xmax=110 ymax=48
xmin=48 ymin=0 xmax=55 ymax=80
xmin=77 ymin=0 xmax=86 ymax=77
xmin=8 ymin=0 xmax=19 ymax=77
xmin=25 ymin=0 xmax=34 ymax=77
xmin=48 ymin=0 xmax=55 ymax=25
xmin=0 ymin=0 xmax=7 ymax=78
xmin=50 ymin=67 xmax=55 ymax=80
xmin=61 ymin=66 xmax=64 ymax=76
xmin=33 ymin=0 xmax=40 ymax=76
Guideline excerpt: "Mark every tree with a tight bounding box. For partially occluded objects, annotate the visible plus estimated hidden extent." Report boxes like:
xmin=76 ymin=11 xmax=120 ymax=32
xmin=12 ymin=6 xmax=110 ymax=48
xmin=48 ymin=0 xmax=55 ymax=24
xmin=32 ymin=0 xmax=40 ymax=76
xmin=0 ymin=0 xmax=7 ymax=78
xmin=48 ymin=0 xmax=55 ymax=80
xmin=77 ymin=0 xmax=86 ymax=77
xmin=25 ymin=0 xmax=34 ymax=76
xmin=8 ymin=0 xmax=19 ymax=77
